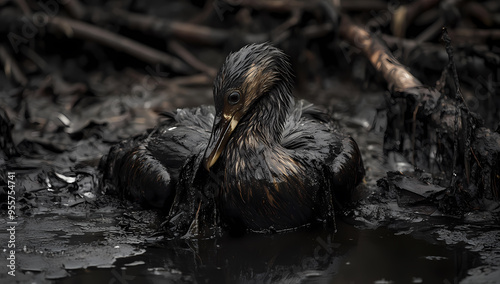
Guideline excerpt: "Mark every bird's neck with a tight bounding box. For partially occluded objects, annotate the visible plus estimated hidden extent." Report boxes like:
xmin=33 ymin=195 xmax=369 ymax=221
xmin=221 ymin=87 xmax=301 ymax=189
xmin=235 ymin=86 xmax=293 ymax=146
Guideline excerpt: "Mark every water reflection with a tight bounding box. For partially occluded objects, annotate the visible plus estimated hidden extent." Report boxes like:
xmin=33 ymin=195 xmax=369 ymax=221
xmin=174 ymin=227 xmax=349 ymax=283
xmin=61 ymin=219 xmax=477 ymax=283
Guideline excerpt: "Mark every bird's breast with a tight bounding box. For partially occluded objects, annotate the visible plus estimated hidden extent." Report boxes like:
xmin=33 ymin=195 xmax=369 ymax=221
xmin=216 ymin=148 xmax=318 ymax=231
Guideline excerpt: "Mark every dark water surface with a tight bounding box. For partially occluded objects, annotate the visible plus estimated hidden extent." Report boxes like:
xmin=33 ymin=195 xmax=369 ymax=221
xmin=2 ymin=211 xmax=479 ymax=284
xmin=58 ymin=220 xmax=478 ymax=284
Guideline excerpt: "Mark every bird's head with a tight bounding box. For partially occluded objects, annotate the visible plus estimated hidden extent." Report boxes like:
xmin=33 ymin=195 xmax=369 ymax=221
xmin=204 ymin=43 xmax=294 ymax=170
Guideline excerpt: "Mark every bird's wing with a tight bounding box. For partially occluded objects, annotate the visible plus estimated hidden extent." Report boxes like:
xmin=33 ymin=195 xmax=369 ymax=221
xmin=100 ymin=106 xmax=214 ymax=210
xmin=281 ymin=100 xmax=337 ymax=151
xmin=281 ymin=100 xmax=365 ymax=207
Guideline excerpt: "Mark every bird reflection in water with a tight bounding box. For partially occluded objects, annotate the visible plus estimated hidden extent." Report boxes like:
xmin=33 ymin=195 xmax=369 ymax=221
xmin=100 ymin=43 xmax=365 ymax=237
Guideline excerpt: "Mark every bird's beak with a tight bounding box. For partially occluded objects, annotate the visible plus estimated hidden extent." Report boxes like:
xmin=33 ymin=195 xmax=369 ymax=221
xmin=204 ymin=113 xmax=240 ymax=171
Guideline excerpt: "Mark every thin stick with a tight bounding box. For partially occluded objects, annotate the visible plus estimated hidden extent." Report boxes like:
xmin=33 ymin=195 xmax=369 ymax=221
xmin=0 ymin=44 xmax=28 ymax=86
xmin=14 ymin=0 xmax=32 ymax=16
xmin=48 ymin=16 xmax=193 ymax=74
xmin=62 ymin=0 xmax=87 ymax=20
xmin=167 ymin=40 xmax=217 ymax=78
xmin=109 ymin=9 xmax=230 ymax=46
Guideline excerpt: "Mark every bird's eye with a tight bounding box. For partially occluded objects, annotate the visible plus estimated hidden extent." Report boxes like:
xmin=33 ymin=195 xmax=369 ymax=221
xmin=227 ymin=92 xmax=240 ymax=105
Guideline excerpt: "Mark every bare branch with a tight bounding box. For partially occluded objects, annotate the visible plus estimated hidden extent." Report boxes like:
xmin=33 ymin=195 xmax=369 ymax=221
xmin=47 ymin=16 xmax=194 ymax=74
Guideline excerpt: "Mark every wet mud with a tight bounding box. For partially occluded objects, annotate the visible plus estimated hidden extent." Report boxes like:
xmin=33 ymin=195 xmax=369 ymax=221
xmin=1 ymin=83 xmax=499 ymax=283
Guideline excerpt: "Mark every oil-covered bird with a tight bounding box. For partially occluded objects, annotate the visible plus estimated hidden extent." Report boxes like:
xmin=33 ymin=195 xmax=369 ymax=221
xmin=100 ymin=43 xmax=365 ymax=236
